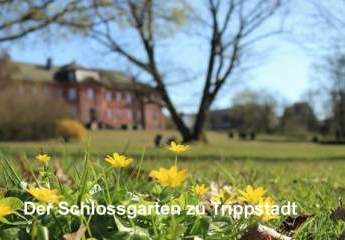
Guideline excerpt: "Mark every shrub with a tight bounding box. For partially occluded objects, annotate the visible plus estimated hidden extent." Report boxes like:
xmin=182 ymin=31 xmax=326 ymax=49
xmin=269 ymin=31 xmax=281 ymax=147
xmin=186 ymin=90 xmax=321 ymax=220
xmin=312 ymin=135 xmax=319 ymax=143
xmin=55 ymin=118 xmax=87 ymax=142
xmin=249 ymin=131 xmax=256 ymax=140
xmin=238 ymin=131 xmax=247 ymax=140
xmin=0 ymin=85 xmax=71 ymax=141
xmin=228 ymin=132 xmax=234 ymax=138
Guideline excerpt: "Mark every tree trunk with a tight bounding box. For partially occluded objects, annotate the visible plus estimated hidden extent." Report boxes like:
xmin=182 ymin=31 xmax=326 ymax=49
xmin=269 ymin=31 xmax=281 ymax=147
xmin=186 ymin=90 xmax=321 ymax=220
xmin=149 ymin=67 xmax=193 ymax=142
xmin=192 ymin=109 xmax=208 ymax=141
xmin=188 ymin=96 xmax=212 ymax=142
xmin=139 ymin=95 xmax=146 ymax=129
xmin=158 ymin=85 xmax=193 ymax=142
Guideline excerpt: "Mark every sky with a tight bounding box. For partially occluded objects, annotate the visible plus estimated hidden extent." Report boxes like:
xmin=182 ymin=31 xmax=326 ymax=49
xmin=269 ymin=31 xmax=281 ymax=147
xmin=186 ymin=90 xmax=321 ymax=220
xmin=2 ymin=0 xmax=322 ymax=114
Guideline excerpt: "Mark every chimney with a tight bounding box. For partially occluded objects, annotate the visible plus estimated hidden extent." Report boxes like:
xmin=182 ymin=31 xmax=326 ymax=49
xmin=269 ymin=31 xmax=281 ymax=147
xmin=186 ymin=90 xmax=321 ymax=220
xmin=46 ymin=57 xmax=52 ymax=70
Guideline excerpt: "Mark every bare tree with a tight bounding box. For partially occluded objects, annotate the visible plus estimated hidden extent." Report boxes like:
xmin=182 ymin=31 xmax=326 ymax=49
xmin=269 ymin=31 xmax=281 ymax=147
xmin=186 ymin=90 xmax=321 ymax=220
xmin=311 ymin=0 xmax=345 ymax=43
xmin=228 ymin=89 xmax=279 ymax=133
xmin=73 ymin=0 xmax=283 ymax=142
xmin=318 ymin=52 xmax=345 ymax=140
xmin=308 ymin=1 xmax=345 ymax=139
xmin=0 ymin=0 xmax=284 ymax=142
xmin=0 ymin=0 xmax=92 ymax=42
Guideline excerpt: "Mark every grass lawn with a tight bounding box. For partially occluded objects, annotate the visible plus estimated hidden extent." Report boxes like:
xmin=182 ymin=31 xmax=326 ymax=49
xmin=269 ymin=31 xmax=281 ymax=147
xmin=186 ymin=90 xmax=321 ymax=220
xmin=1 ymin=130 xmax=345 ymax=239
xmin=2 ymin=130 xmax=345 ymax=161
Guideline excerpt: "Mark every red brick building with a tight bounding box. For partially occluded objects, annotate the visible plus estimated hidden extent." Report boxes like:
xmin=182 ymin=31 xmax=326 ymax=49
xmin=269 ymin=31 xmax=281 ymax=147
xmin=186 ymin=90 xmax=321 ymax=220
xmin=11 ymin=60 xmax=166 ymax=130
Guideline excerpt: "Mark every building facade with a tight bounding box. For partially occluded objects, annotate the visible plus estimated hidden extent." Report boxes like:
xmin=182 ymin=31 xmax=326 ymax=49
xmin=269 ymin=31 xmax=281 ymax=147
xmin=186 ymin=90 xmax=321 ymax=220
xmin=11 ymin=60 xmax=166 ymax=130
xmin=206 ymin=109 xmax=231 ymax=130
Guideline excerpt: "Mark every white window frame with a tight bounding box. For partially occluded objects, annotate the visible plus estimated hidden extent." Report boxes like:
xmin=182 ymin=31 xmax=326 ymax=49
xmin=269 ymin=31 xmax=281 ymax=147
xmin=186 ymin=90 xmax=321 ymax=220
xmin=107 ymin=109 xmax=112 ymax=118
xmin=126 ymin=93 xmax=132 ymax=103
xmin=86 ymin=88 xmax=94 ymax=99
xmin=68 ymin=88 xmax=77 ymax=100
xmin=106 ymin=91 xmax=112 ymax=101
xmin=127 ymin=110 xmax=132 ymax=119
xmin=116 ymin=92 xmax=122 ymax=102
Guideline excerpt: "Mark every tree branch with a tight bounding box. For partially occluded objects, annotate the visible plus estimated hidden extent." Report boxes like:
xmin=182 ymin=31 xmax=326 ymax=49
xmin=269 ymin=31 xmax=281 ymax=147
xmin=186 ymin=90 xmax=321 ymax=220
xmin=0 ymin=0 xmax=82 ymax=42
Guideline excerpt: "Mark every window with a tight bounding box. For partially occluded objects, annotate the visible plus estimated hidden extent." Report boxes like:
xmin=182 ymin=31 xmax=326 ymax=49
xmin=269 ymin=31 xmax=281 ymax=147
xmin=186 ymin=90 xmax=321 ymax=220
xmin=106 ymin=91 xmax=112 ymax=101
xmin=107 ymin=109 xmax=112 ymax=118
xmin=126 ymin=93 xmax=132 ymax=103
xmin=122 ymin=92 xmax=127 ymax=100
xmin=127 ymin=110 xmax=132 ymax=119
xmin=68 ymin=88 xmax=77 ymax=100
xmin=86 ymin=88 xmax=94 ymax=99
xmin=151 ymin=94 xmax=156 ymax=101
xmin=115 ymin=92 xmax=122 ymax=102
xmin=68 ymin=71 xmax=75 ymax=81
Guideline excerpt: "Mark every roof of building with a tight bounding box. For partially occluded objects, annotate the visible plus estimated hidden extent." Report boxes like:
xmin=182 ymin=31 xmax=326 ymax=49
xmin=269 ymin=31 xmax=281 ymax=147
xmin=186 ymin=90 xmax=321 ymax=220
xmin=11 ymin=62 xmax=59 ymax=82
xmin=9 ymin=61 xmax=154 ymax=91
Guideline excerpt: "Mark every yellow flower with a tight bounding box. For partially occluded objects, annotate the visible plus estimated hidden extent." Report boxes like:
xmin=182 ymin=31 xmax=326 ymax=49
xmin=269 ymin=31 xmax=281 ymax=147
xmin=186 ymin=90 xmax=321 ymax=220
xmin=239 ymin=185 xmax=266 ymax=204
xmin=0 ymin=202 xmax=14 ymax=218
xmin=256 ymin=197 xmax=279 ymax=221
xmin=27 ymin=186 xmax=61 ymax=204
xmin=212 ymin=188 xmax=238 ymax=204
xmin=167 ymin=141 xmax=190 ymax=154
xmin=192 ymin=184 xmax=208 ymax=197
xmin=150 ymin=166 xmax=188 ymax=187
xmin=36 ymin=153 xmax=50 ymax=164
xmin=105 ymin=153 xmax=133 ymax=168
